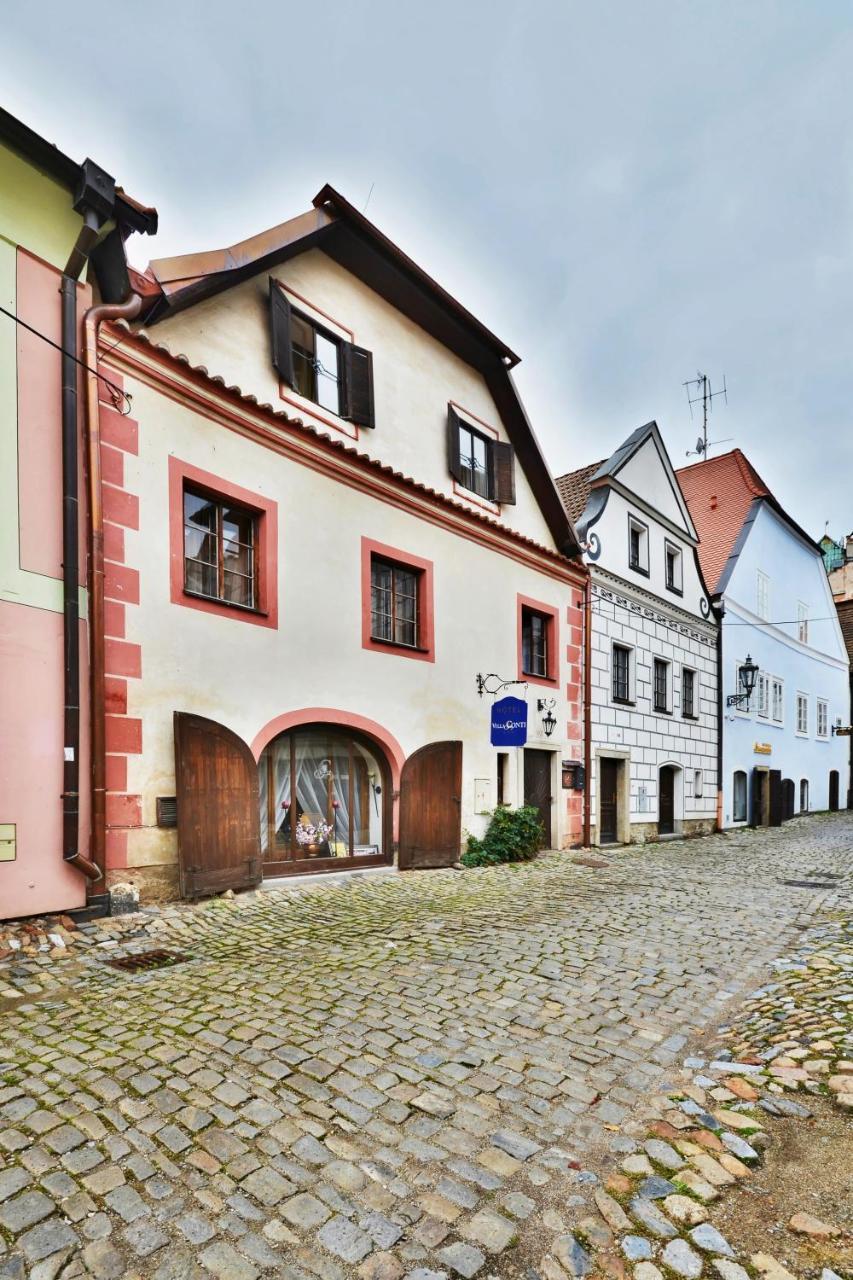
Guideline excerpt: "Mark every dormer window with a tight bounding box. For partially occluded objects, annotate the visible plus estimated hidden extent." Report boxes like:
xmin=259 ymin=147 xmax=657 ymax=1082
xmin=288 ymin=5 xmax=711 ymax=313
xmin=269 ymin=280 xmax=375 ymax=427
xmin=628 ymin=516 xmax=649 ymax=574
xmin=447 ymin=406 xmax=516 ymax=505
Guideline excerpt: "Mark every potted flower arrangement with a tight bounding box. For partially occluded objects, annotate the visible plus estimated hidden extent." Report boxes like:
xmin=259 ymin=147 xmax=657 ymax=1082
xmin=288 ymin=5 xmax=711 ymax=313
xmin=295 ymin=814 xmax=334 ymax=858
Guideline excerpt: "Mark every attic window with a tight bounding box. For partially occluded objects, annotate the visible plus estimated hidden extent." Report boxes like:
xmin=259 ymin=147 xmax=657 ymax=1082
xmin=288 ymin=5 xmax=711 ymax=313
xmin=628 ymin=516 xmax=649 ymax=574
xmin=269 ymin=280 xmax=375 ymax=427
xmin=447 ymin=406 xmax=516 ymax=505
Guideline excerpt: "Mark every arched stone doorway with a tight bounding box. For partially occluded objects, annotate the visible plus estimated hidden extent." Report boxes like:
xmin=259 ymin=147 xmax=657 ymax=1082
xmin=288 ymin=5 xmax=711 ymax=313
xmin=257 ymin=723 xmax=394 ymax=877
xmin=658 ymin=763 xmax=683 ymax=837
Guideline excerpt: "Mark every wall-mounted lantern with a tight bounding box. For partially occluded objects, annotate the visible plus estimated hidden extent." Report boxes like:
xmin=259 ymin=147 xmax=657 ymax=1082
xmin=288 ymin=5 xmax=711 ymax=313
xmin=726 ymin=654 xmax=758 ymax=710
xmin=537 ymin=698 xmax=557 ymax=737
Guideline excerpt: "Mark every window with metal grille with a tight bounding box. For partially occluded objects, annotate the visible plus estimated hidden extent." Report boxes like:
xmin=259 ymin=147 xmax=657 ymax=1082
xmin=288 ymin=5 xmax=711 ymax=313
xmin=653 ymin=658 xmax=669 ymax=713
xmin=521 ymin=608 xmax=550 ymax=678
xmin=184 ymin=488 xmax=257 ymax=609
xmin=291 ymin=310 xmax=342 ymax=415
xmin=682 ymin=667 xmax=696 ymax=718
xmin=612 ymin=644 xmax=631 ymax=702
xmin=458 ymin=421 xmax=491 ymax=500
xmin=370 ymin=557 xmax=420 ymax=648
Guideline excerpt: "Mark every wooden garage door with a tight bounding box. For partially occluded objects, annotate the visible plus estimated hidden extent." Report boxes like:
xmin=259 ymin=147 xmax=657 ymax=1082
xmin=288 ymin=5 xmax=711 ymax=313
xmin=174 ymin=712 xmax=261 ymax=898
xmin=398 ymin=741 xmax=462 ymax=869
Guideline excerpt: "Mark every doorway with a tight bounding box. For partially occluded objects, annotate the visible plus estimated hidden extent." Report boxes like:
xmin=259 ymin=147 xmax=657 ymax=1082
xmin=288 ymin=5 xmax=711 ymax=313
xmin=599 ymin=757 xmax=620 ymax=844
xmin=398 ymin=741 xmax=462 ymax=869
xmin=659 ymin=765 xmax=676 ymax=835
xmin=829 ymin=770 xmax=840 ymax=812
xmin=523 ymin=749 xmax=553 ymax=848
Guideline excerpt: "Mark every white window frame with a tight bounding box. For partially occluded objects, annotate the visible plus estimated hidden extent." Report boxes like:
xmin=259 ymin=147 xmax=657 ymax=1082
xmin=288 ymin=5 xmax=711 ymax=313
xmin=681 ymin=666 xmax=698 ymax=719
xmin=664 ymin=540 xmax=683 ymax=594
xmin=771 ymin=676 xmax=784 ymax=724
xmin=756 ymin=570 xmax=770 ymax=621
xmin=796 ymin=692 xmax=809 ymax=736
xmin=817 ymin=698 xmax=828 ymax=739
xmin=797 ymin=601 xmax=809 ymax=645
xmin=628 ymin=515 xmax=649 ymax=575
xmin=653 ymin=657 xmax=672 ymax=715
xmin=756 ymin=671 xmax=769 ymax=719
xmin=611 ymin=641 xmax=635 ymax=705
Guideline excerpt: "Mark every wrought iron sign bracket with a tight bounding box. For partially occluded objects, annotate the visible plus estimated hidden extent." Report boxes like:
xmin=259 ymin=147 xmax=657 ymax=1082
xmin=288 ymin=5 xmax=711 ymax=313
xmin=476 ymin=673 xmax=529 ymax=699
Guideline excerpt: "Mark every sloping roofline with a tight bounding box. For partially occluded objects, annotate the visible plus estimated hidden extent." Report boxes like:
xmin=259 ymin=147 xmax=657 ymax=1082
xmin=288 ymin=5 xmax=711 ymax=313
xmin=0 ymin=107 xmax=157 ymax=236
xmin=141 ymin=185 xmax=579 ymax=556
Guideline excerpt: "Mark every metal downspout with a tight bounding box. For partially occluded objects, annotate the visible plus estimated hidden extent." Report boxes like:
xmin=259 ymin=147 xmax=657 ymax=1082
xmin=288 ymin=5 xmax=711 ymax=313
xmin=83 ymin=295 xmax=142 ymax=878
xmin=61 ymin=214 xmax=101 ymax=883
xmin=582 ymin=575 xmax=592 ymax=847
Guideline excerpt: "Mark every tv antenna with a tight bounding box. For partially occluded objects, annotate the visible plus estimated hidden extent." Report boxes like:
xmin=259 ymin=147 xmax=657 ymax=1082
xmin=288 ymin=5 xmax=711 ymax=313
xmin=683 ymin=371 xmax=731 ymax=458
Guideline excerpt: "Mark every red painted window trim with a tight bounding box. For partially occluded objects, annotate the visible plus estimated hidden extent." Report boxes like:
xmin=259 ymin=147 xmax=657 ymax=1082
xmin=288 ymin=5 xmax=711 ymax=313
xmin=361 ymin=536 xmax=435 ymax=663
xmin=517 ymin=592 xmax=560 ymax=688
xmin=168 ymin=456 xmax=279 ymax=628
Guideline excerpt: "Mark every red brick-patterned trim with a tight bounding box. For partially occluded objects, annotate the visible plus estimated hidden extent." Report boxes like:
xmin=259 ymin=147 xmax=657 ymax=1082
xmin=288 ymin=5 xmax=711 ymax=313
xmin=100 ymin=371 xmax=142 ymax=873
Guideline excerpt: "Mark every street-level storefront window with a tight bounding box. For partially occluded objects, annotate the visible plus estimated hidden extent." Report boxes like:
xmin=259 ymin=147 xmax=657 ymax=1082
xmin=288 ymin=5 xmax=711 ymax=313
xmin=733 ymin=770 xmax=747 ymax=823
xmin=259 ymin=727 xmax=390 ymax=873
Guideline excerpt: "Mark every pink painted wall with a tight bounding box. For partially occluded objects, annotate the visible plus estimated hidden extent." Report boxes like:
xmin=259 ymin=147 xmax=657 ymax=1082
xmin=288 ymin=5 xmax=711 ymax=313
xmin=0 ymin=603 xmax=88 ymax=917
xmin=16 ymin=249 xmax=89 ymax=582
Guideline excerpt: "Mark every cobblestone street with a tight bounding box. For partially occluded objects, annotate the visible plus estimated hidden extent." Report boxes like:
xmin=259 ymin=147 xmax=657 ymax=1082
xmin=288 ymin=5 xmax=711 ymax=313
xmin=0 ymin=813 xmax=850 ymax=1280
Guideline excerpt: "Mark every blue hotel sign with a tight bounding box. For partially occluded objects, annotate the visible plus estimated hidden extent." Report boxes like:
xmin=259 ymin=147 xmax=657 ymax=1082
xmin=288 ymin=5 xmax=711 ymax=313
xmin=490 ymin=696 xmax=528 ymax=747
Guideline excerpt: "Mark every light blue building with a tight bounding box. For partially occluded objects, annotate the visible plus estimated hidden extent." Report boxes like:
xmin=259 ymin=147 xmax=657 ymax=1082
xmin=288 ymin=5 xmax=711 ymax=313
xmin=679 ymin=450 xmax=848 ymax=826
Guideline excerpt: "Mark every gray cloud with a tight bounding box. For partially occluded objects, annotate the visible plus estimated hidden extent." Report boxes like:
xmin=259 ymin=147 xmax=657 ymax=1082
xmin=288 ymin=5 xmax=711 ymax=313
xmin=4 ymin=0 xmax=851 ymax=537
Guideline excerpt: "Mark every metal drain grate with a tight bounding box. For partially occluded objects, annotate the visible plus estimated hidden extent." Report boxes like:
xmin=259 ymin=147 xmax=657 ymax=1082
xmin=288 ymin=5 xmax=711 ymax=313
xmin=105 ymin=949 xmax=192 ymax=972
xmin=781 ymin=880 xmax=838 ymax=890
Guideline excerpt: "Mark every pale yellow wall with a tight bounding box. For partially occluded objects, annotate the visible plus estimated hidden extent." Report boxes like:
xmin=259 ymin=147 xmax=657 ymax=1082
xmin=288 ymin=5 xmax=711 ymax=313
xmin=143 ymin=249 xmax=556 ymax=549
xmin=121 ymin=369 xmax=577 ymax=872
xmin=0 ymin=143 xmax=82 ymax=273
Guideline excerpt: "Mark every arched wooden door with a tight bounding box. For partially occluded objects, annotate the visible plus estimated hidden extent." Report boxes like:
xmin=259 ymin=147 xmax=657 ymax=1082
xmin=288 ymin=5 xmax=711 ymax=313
xmin=398 ymin=741 xmax=462 ymax=869
xmin=174 ymin=713 xmax=261 ymax=898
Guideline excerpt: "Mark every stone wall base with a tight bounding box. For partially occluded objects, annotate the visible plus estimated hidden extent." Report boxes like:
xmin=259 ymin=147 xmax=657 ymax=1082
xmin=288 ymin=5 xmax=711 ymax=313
xmin=106 ymin=864 xmax=179 ymax=905
xmin=626 ymin=818 xmax=717 ymax=845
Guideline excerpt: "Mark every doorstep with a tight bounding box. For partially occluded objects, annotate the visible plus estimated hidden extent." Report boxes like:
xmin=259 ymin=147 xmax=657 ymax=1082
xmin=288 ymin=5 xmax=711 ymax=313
xmin=260 ymin=865 xmax=400 ymax=894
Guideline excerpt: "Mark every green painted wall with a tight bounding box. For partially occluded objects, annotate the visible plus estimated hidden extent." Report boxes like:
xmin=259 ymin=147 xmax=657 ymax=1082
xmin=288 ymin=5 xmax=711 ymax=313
xmin=0 ymin=142 xmax=82 ymax=271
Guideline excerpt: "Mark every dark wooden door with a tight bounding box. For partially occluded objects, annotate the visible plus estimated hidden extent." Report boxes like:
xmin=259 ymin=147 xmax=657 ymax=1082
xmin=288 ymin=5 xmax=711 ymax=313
xmin=398 ymin=741 xmax=462 ymax=869
xmin=599 ymin=758 xmax=619 ymax=844
xmin=659 ymin=766 xmax=675 ymax=835
xmin=524 ymin=750 xmax=552 ymax=848
xmin=769 ymin=769 xmax=783 ymax=826
xmin=782 ymin=778 xmax=795 ymax=821
xmin=174 ymin=712 xmax=261 ymax=898
xmin=829 ymin=770 xmax=840 ymax=812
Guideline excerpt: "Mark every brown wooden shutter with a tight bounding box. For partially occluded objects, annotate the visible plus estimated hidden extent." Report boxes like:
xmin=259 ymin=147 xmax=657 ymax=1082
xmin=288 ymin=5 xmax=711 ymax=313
xmin=489 ymin=441 xmax=516 ymax=505
xmin=447 ymin=405 xmax=463 ymax=483
xmin=269 ymin=278 xmax=294 ymax=386
xmin=342 ymin=343 xmax=375 ymax=427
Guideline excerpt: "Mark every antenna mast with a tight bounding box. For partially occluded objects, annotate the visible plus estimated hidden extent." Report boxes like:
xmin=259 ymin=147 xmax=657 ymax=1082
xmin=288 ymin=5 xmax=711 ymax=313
xmin=683 ymin=372 xmax=730 ymax=457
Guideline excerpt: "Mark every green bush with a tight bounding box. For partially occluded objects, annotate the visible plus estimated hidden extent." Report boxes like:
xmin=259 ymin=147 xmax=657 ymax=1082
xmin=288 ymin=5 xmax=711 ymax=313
xmin=462 ymin=805 xmax=544 ymax=867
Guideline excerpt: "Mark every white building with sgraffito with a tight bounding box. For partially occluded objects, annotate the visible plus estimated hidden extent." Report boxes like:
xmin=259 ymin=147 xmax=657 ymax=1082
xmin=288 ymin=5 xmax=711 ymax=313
xmin=557 ymin=422 xmax=719 ymax=845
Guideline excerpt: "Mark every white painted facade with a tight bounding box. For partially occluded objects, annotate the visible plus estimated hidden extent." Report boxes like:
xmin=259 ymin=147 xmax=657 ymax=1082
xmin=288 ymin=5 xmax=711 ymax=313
xmin=566 ymin=424 xmax=718 ymax=844
xmin=100 ymin=214 xmax=586 ymax=898
xmin=718 ymin=501 xmax=848 ymax=824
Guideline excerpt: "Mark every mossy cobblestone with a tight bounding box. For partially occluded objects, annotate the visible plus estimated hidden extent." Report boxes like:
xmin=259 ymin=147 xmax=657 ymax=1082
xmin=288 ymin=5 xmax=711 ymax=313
xmin=0 ymin=813 xmax=849 ymax=1278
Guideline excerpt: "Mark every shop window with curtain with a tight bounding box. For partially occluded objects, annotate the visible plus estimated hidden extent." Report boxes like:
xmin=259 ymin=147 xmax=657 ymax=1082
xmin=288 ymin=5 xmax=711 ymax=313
xmin=259 ymin=728 xmax=389 ymax=871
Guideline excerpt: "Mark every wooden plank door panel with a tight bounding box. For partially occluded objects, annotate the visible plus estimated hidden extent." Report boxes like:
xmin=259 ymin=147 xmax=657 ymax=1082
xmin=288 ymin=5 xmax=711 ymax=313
xmin=523 ymin=750 xmax=552 ymax=848
xmin=174 ymin=712 xmax=261 ymax=898
xmin=659 ymin=767 xmax=675 ymax=835
xmin=398 ymin=741 xmax=462 ymax=869
xmin=600 ymin=758 xmax=619 ymax=844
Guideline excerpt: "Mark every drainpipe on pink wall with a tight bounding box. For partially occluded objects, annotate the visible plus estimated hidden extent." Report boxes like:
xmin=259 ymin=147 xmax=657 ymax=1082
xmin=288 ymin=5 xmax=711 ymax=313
xmin=82 ymin=295 xmax=142 ymax=879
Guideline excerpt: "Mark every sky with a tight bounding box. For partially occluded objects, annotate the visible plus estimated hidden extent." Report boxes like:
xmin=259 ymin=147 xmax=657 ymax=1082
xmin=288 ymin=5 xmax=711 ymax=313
xmin=4 ymin=1 xmax=852 ymax=541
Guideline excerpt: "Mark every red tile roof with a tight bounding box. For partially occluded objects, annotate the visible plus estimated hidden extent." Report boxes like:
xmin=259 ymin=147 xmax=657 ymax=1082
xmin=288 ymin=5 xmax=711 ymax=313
xmin=676 ymin=450 xmax=771 ymax=594
xmin=554 ymin=460 xmax=606 ymax=524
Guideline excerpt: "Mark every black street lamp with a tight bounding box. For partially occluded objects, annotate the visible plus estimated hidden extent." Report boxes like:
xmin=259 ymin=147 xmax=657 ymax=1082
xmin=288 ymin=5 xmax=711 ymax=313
xmin=537 ymin=698 xmax=557 ymax=737
xmin=726 ymin=654 xmax=759 ymax=710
